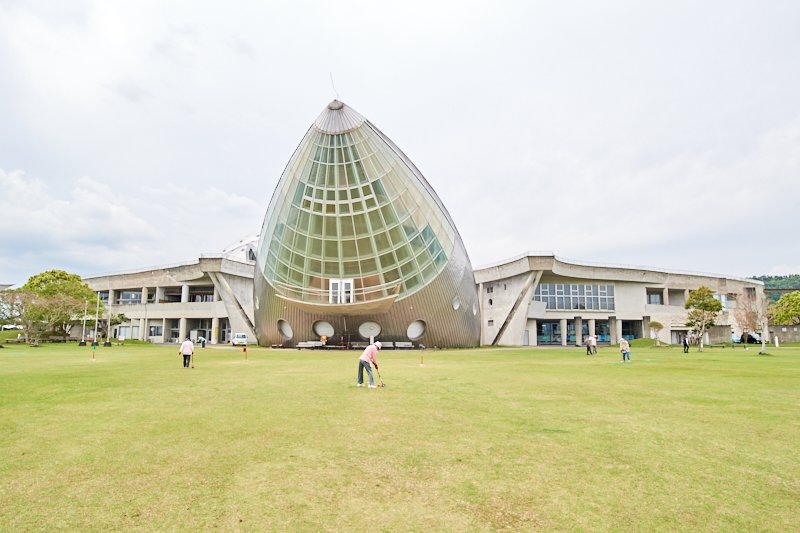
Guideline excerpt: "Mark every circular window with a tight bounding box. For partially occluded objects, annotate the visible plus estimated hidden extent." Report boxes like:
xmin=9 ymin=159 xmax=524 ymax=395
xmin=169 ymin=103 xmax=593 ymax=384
xmin=488 ymin=298 xmax=493 ymax=306
xmin=407 ymin=320 xmax=427 ymax=341
xmin=452 ymin=296 xmax=461 ymax=310
xmin=277 ymin=319 xmax=293 ymax=340
xmin=313 ymin=320 xmax=334 ymax=337
xmin=358 ymin=321 xmax=381 ymax=340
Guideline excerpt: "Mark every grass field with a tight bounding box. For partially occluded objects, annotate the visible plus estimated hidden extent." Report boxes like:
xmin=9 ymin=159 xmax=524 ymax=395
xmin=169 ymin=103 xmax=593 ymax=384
xmin=1 ymin=341 xmax=798 ymax=531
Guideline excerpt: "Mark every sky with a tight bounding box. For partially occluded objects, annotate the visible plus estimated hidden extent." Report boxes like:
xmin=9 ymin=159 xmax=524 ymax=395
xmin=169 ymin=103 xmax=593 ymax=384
xmin=1 ymin=0 xmax=799 ymax=286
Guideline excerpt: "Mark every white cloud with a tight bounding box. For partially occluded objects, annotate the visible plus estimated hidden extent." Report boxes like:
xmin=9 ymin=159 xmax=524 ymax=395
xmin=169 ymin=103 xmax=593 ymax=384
xmin=1 ymin=0 xmax=800 ymax=284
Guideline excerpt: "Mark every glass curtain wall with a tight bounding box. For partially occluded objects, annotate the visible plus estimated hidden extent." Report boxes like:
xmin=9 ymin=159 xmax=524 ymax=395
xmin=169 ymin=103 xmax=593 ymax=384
xmin=258 ymin=126 xmax=456 ymax=304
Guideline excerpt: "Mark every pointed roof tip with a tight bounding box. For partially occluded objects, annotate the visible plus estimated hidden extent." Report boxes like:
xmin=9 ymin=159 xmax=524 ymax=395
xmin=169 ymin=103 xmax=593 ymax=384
xmin=314 ymin=99 xmax=366 ymax=134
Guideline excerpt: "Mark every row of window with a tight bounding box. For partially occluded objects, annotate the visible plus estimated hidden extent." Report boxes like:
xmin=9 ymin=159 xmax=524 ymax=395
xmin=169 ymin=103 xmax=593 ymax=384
xmin=533 ymin=284 xmax=616 ymax=311
xmin=98 ymin=289 xmax=214 ymax=305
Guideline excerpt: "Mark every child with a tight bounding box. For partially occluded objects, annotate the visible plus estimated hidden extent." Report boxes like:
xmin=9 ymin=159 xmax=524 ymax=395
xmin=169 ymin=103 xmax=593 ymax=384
xmin=620 ymin=338 xmax=630 ymax=362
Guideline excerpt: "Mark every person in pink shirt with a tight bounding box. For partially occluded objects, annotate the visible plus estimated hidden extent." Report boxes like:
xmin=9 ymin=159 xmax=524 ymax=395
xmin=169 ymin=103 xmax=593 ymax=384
xmin=357 ymin=341 xmax=382 ymax=388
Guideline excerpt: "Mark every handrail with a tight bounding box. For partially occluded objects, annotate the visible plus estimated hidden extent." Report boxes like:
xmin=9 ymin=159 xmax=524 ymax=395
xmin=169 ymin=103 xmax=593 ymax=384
xmin=271 ymin=280 xmax=401 ymax=303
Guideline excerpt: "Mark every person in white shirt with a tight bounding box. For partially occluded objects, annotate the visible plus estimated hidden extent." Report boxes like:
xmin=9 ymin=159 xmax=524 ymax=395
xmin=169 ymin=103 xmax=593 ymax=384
xmin=179 ymin=337 xmax=194 ymax=368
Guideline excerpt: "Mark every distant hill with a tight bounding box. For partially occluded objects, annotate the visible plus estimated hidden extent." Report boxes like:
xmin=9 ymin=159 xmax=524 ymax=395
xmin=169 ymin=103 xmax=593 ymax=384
xmin=752 ymin=275 xmax=800 ymax=302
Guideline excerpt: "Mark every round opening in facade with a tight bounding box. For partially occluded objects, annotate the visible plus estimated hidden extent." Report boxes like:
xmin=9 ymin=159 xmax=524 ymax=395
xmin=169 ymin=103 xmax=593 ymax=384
xmin=313 ymin=320 xmax=334 ymax=337
xmin=452 ymin=296 xmax=461 ymax=310
xmin=358 ymin=321 xmax=381 ymax=340
xmin=277 ymin=319 xmax=293 ymax=340
xmin=406 ymin=320 xmax=427 ymax=341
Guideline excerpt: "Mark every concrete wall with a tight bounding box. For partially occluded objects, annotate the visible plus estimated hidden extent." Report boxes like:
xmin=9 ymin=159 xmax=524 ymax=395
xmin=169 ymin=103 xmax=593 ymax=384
xmin=769 ymin=324 xmax=800 ymax=343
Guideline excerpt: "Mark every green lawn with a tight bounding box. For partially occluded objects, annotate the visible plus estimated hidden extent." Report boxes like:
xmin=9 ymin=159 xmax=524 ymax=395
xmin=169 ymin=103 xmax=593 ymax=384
xmin=1 ymin=342 xmax=798 ymax=531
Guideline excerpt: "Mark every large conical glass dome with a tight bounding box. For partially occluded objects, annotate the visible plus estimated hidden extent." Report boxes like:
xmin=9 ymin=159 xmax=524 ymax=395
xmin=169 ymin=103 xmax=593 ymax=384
xmin=254 ymin=100 xmax=479 ymax=348
xmin=257 ymin=100 xmax=458 ymax=304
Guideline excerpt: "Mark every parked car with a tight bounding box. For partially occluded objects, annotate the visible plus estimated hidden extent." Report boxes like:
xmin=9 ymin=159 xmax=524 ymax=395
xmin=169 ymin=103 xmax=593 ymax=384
xmin=231 ymin=333 xmax=248 ymax=346
xmin=740 ymin=332 xmax=762 ymax=344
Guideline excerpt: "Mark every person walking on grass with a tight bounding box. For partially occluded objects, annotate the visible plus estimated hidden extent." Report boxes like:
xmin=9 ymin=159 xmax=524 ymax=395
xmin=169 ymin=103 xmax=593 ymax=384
xmin=683 ymin=335 xmax=690 ymax=353
xmin=590 ymin=334 xmax=597 ymax=355
xmin=620 ymin=337 xmax=630 ymax=362
xmin=179 ymin=336 xmax=194 ymax=368
xmin=585 ymin=335 xmax=593 ymax=355
xmin=357 ymin=341 xmax=382 ymax=388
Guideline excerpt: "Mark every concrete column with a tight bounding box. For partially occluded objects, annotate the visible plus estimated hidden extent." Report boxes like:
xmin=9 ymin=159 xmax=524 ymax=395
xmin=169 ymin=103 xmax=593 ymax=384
xmin=588 ymin=318 xmax=596 ymax=337
xmin=155 ymin=286 xmax=163 ymax=303
xmin=609 ymin=317 xmax=617 ymax=344
xmin=684 ymin=289 xmax=690 ymax=303
xmin=560 ymin=318 xmax=567 ymax=346
xmin=616 ymin=319 xmax=623 ymax=344
xmin=141 ymin=286 xmax=148 ymax=304
xmin=139 ymin=286 xmax=149 ymax=341
xmin=663 ymin=288 xmax=669 ymax=306
xmin=211 ymin=317 xmax=220 ymax=344
xmin=162 ymin=318 xmax=167 ymax=342
xmin=530 ymin=319 xmax=537 ymax=346
xmin=575 ymin=316 xmax=583 ymax=346
xmin=181 ymin=284 xmax=190 ymax=303
xmin=478 ymin=282 xmax=484 ymax=346
xmin=179 ymin=317 xmax=187 ymax=342
xmin=108 ymin=289 xmax=116 ymax=306
xmin=213 ymin=286 xmax=220 ymax=302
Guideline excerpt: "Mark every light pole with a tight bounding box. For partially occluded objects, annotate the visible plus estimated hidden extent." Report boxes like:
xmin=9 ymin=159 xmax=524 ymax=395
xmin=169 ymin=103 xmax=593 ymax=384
xmin=93 ymin=293 xmax=100 ymax=344
xmin=79 ymin=300 xmax=88 ymax=346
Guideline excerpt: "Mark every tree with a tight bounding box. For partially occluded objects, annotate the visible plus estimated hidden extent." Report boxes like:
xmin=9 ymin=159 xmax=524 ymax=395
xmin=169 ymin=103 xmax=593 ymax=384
xmin=0 ymin=290 xmax=49 ymax=342
xmin=685 ymin=286 xmax=723 ymax=352
xmin=733 ymin=290 xmax=768 ymax=353
xmin=21 ymin=270 xmax=98 ymax=338
xmin=98 ymin=313 xmax=127 ymax=340
xmin=772 ymin=291 xmax=800 ymax=325
xmin=648 ymin=320 xmax=664 ymax=346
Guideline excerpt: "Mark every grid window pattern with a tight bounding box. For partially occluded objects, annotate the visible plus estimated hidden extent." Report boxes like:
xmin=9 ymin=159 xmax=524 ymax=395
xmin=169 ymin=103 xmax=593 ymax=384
xmin=534 ymin=283 xmax=615 ymax=311
xmin=258 ymin=124 xmax=455 ymax=301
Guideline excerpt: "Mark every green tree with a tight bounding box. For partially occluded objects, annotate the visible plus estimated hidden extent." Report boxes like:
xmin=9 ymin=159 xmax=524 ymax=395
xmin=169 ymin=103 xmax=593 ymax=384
xmin=21 ymin=270 xmax=98 ymax=338
xmin=648 ymin=320 xmax=664 ymax=346
xmin=772 ymin=291 xmax=800 ymax=325
xmin=685 ymin=286 xmax=723 ymax=352
xmin=0 ymin=290 xmax=49 ymax=342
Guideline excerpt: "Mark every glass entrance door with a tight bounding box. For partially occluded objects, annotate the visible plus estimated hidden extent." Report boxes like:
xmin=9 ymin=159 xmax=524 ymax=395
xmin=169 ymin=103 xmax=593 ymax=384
xmin=537 ymin=321 xmax=562 ymax=344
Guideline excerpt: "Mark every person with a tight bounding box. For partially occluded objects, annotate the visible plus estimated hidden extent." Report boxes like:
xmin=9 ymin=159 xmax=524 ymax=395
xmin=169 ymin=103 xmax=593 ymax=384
xmin=179 ymin=336 xmax=194 ymax=368
xmin=590 ymin=334 xmax=597 ymax=355
xmin=198 ymin=336 xmax=206 ymax=348
xmin=357 ymin=341 xmax=381 ymax=388
xmin=683 ymin=335 xmax=690 ymax=353
xmin=585 ymin=335 xmax=592 ymax=355
xmin=620 ymin=337 xmax=630 ymax=362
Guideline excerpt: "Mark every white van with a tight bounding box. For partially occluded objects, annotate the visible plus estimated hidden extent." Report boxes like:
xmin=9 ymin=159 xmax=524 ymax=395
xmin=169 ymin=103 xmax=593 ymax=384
xmin=231 ymin=333 xmax=248 ymax=346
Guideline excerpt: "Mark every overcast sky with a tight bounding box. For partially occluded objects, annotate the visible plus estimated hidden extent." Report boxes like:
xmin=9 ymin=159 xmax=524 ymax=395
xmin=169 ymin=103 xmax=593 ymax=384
xmin=1 ymin=0 xmax=799 ymax=286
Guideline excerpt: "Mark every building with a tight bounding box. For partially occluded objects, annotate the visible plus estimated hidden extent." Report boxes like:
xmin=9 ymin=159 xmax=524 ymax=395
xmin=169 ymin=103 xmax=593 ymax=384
xmin=252 ymin=100 xmax=480 ymax=348
xmin=83 ymin=252 xmax=256 ymax=344
xmin=82 ymin=100 xmax=766 ymax=348
xmin=476 ymin=253 xmax=765 ymax=346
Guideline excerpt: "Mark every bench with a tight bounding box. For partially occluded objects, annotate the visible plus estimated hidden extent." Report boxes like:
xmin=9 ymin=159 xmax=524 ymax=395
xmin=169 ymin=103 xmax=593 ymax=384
xmin=381 ymin=341 xmax=395 ymax=349
xmin=296 ymin=341 xmax=324 ymax=349
xmin=350 ymin=342 xmax=369 ymax=350
xmin=394 ymin=341 xmax=414 ymax=349
xmin=4 ymin=339 xmax=24 ymax=344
